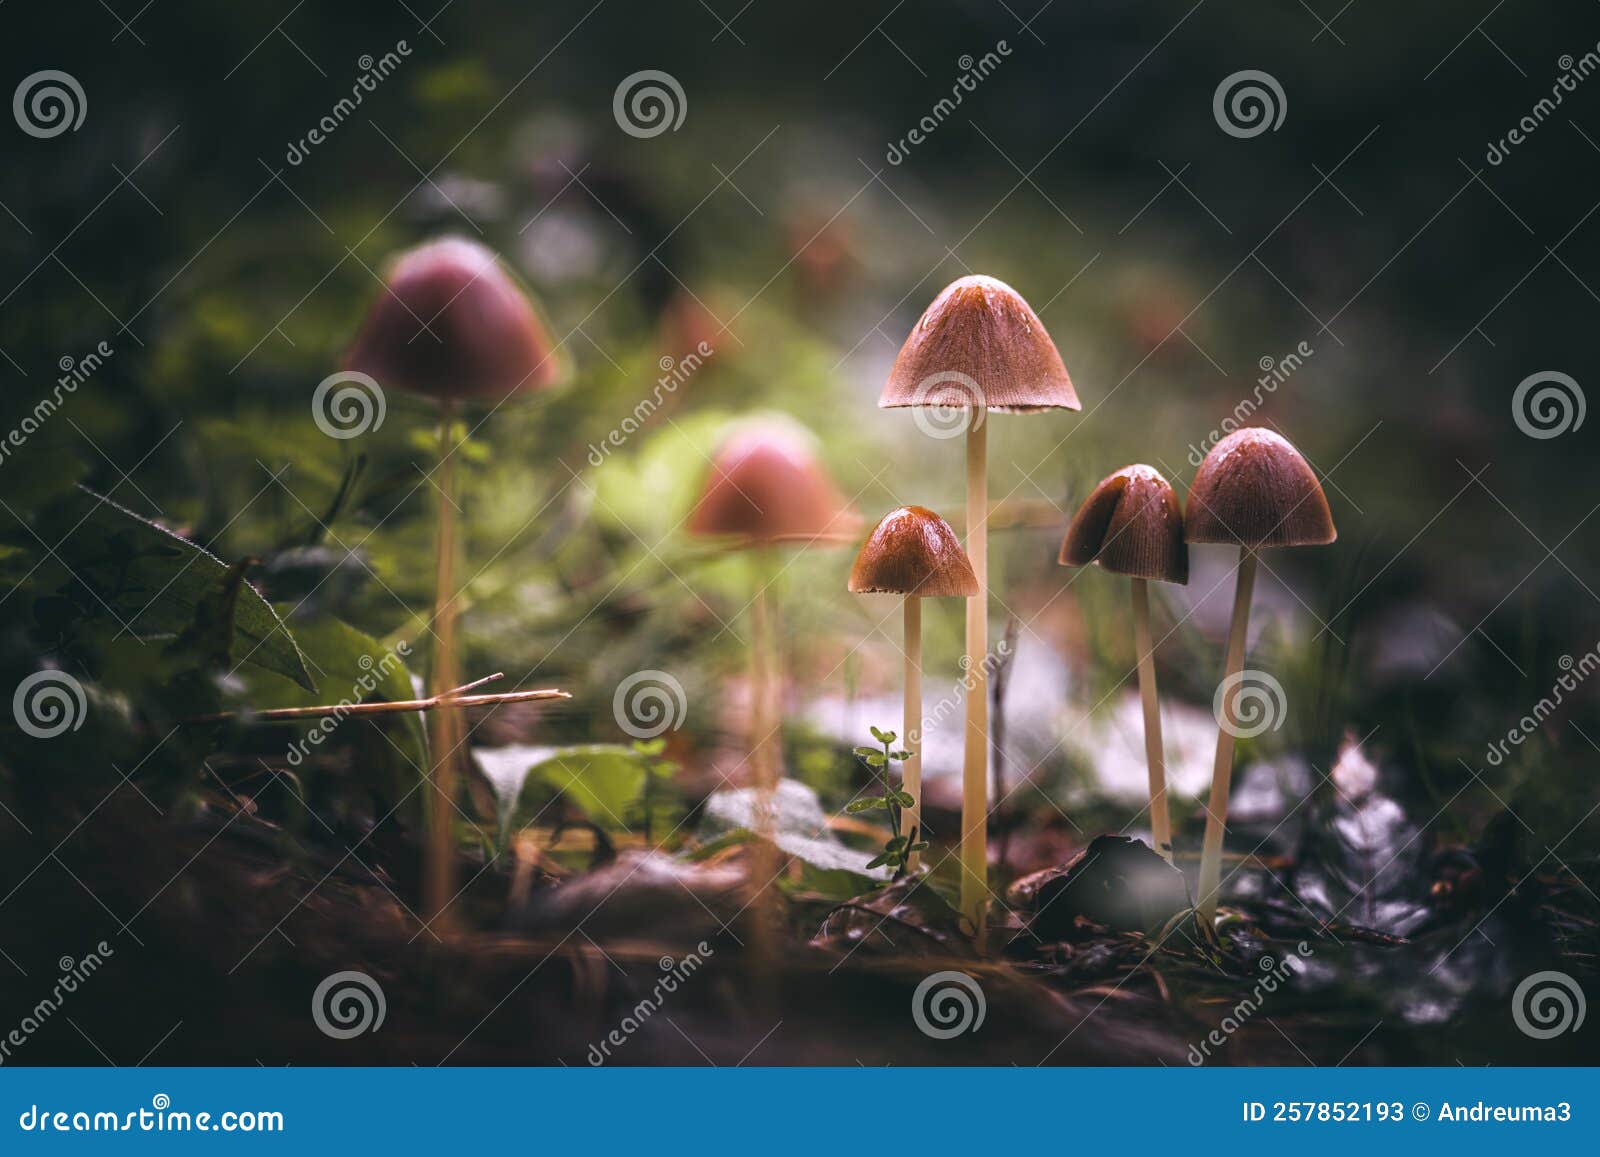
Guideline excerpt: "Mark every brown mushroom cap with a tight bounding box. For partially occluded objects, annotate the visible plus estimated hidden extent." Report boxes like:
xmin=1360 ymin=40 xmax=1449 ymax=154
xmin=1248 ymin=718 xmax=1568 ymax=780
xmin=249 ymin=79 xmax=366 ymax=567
xmin=688 ymin=420 xmax=856 ymax=545
xmin=849 ymin=506 xmax=979 ymax=598
xmin=344 ymin=237 xmax=567 ymax=402
xmin=880 ymin=275 xmax=1080 ymax=413
xmin=1059 ymin=465 xmax=1188 ymax=584
xmin=1184 ymin=428 xmax=1336 ymax=548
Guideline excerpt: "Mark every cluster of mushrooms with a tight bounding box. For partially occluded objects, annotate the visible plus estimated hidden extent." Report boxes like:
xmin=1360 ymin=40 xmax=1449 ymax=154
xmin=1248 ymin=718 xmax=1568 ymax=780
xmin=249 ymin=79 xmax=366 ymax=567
xmin=338 ymin=239 xmax=1334 ymax=940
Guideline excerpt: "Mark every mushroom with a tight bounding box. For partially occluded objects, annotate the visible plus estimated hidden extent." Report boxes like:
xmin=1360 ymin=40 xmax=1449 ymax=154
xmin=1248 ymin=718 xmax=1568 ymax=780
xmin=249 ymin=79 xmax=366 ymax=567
xmin=848 ymin=506 xmax=979 ymax=870
xmin=881 ymin=275 xmax=1079 ymax=934
xmin=344 ymin=236 xmax=568 ymax=927
xmin=1059 ymin=465 xmax=1187 ymax=863
xmin=1185 ymin=427 xmax=1335 ymax=924
xmin=688 ymin=418 xmax=856 ymax=797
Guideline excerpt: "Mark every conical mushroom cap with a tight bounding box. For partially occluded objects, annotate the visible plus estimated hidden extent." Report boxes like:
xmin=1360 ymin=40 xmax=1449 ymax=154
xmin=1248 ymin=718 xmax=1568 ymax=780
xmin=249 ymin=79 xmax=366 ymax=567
xmin=880 ymin=275 xmax=1080 ymax=413
xmin=1059 ymin=465 xmax=1188 ymax=584
xmin=688 ymin=420 xmax=856 ymax=546
xmin=849 ymin=506 xmax=978 ymax=598
xmin=1184 ymin=428 xmax=1336 ymax=548
xmin=344 ymin=237 xmax=567 ymax=402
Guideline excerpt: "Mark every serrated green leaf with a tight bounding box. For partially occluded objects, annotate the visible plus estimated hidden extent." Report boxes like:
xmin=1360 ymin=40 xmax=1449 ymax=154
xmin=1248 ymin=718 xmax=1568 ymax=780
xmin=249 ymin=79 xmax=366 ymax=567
xmin=846 ymin=795 xmax=886 ymax=814
xmin=58 ymin=487 xmax=314 ymax=690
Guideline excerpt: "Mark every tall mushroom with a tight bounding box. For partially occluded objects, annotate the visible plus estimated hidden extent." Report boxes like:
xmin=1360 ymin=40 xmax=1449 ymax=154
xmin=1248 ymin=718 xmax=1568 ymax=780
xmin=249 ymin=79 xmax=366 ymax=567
xmin=881 ymin=275 xmax=1079 ymax=934
xmin=344 ymin=236 xmax=568 ymax=928
xmin=1185 ymin=428 xmax=1335 ymax=925
xmin=1059 ymin=465 xmax=1187 ymax=862
xmin=848 ymin=505 xmax=978 ymax=871
xmin=688 ymin=418 xmax=855 ymax=799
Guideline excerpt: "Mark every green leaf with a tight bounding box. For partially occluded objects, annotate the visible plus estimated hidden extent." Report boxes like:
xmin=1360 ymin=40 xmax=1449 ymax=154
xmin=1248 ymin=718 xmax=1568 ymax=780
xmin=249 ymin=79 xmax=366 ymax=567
xmin=869 ymin=726 xmax=888 ymax=743
xmin=852 ymin=746 xmax=879 ymax=759
xmin=632 ymin=738 xmax=667 ymax=757
xmin=524 ymin=744 xmax=649 ymax=831
xmin=57 ymin=487 xmax=314 ymax=689
xmin=863 ymin=751 xmax=886 ymax=767
xmin=865 ymin=852 xmax=892 ymax=870
xmin=885 ymin=836 xmax=908 ymax=852
xmin=889 ymin=750 xmax=911 ymax=761
xmin=894 ymin=790 xmax=916 ymax=807
xmin=846 ymin=795 xmax=886 ymax=814
xmin=909 ymin=842 xmax=930 ymax=852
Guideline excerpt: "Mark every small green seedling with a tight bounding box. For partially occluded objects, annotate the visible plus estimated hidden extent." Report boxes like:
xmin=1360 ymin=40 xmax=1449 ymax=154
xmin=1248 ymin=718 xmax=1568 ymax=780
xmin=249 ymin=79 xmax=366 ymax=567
xmin=847 ymin=725 xmax=928 ymax=878
xmin=631 ymin=737 xmax=679 ymax=844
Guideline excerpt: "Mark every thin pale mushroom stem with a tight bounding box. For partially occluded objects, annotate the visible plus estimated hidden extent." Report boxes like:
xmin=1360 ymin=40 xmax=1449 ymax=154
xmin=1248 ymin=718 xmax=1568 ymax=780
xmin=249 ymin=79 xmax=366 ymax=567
xmin=1130 ymin=578 xmax=1172 ymax=863
xmin=902 ymin=594 xmax=922 ymax=872
xmin=424 ymin=398 xmax=462 ymax=930
xmin=747 ymin=547 xmax=782 ymax=977
xmin=1196 ymin=547 xmax=1258 ymax=925
xmin=960 ymin=414 xmax=989 ymax=940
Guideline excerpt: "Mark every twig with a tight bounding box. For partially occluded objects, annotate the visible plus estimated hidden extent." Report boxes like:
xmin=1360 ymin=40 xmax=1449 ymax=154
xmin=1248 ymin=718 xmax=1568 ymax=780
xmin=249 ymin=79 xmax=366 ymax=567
xmin=179 ymin=686 xmax=569 ymax=725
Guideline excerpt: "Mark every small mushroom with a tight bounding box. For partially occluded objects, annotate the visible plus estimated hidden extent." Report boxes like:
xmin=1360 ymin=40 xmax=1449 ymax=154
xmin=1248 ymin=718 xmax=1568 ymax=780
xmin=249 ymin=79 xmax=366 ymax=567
xmin=1059 ymin=465 xmax=1187 ymax=863
xmin=688 ymin=419 xmax=856 ymax=794
xmin=343 ymin=236 xmax=569 ymax=928
xmin=1185 ymin=427 xmax=1335 ymax=924
xmin=849 ymin=506 xmax=979 ymax=870
xmin=882 ymin=274 xmax=1080 ymax=935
